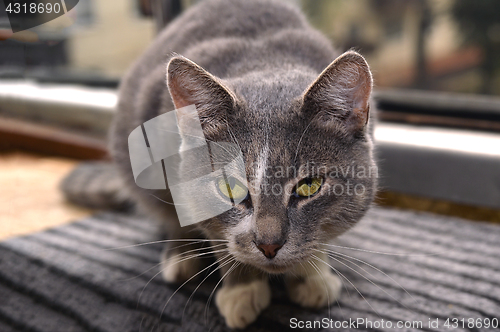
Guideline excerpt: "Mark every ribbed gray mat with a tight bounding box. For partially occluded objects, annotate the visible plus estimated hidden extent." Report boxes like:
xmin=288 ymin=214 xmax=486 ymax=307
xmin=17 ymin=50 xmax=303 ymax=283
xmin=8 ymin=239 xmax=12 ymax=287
xmin=1 ymin=208 xmax=499 ymax=332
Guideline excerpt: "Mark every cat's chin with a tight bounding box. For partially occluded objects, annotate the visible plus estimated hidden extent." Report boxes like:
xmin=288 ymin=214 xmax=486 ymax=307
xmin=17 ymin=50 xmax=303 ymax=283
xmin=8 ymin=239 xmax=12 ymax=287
xmin=255 ymin=261 xmax=295 ymax=274
xmin=233 ymin=253 xmax=305 ymax=274
xmin=233 ymin=255 xmax=293 ymax=274
xmin=260 ymin=265 xmax=289 ymax=274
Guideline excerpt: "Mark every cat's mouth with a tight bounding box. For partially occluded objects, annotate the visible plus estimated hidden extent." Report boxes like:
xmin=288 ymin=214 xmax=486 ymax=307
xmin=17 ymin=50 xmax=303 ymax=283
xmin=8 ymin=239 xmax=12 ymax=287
xmin=232 ymin=254 xmax=295 ymax=274
xmin=229 ymin=241 xmax=310 ymax=274
xmin=255 ymin=255 xmax=306 ymax=274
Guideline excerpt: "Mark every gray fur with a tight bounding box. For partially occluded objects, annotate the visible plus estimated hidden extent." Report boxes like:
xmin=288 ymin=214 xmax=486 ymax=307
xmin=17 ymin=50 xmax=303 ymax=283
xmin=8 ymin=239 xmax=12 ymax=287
xmin=109 ymin=0 xmax=377 ymax=327
xmin=60 ymin=162 xmax=132 ymax=211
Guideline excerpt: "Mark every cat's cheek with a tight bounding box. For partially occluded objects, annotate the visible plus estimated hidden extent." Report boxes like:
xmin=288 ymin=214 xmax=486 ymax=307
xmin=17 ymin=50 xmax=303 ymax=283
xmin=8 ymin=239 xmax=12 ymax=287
xmin=224 ymin=215 xmax=255 ymax=252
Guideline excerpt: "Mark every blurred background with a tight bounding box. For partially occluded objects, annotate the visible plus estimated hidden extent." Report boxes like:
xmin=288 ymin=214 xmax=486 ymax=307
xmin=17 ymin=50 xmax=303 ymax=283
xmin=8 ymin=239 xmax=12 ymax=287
xmin=2 ymin=0 xmax=500 ymax=93
xmin=1 ymin=0 xmax=499 ymax=239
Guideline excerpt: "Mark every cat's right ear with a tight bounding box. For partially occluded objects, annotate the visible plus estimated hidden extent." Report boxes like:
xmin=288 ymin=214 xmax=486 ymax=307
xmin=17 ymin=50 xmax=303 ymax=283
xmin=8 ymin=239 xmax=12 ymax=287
xmin=167 ymin=56 xmax=236 ymax=136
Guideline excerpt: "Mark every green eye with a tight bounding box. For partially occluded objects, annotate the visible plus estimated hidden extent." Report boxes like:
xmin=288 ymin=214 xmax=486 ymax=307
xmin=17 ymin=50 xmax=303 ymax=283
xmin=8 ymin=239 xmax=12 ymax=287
xmin=295 ymin=177 xmax=323 ymax=197
xmin=217 ymin=177 xmax=248 ymax=201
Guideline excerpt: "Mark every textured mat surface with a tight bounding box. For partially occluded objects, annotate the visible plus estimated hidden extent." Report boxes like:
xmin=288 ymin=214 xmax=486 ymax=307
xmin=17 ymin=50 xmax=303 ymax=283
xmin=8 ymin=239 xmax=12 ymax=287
xmin=1 ymin=208 xmax=499 ymax=332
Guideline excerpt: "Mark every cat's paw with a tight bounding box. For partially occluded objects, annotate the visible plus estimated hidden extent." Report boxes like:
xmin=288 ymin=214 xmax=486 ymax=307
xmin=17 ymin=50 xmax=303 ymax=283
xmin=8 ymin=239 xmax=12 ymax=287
xmin=287 ymin=272 xmax=341 ymax=308
xmin=160 ymin=251 xmax=199 ymax=283
xmin=215 ymin=279 xmax=271 ymax=329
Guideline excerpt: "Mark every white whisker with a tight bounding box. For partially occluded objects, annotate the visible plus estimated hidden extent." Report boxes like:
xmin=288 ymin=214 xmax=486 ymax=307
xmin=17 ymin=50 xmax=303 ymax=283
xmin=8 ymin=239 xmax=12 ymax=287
xmin=315 ymin=249 xmax=412 ymax=310
xmin=311 ymin=254 xmax=380 ymax=317
xmin=181 ymin=255 xmax=236 ymax=321
xmin=319 ymin=242 xmax=448 ymax=257
xmin=308 ymin=260 xmax=332 ymax=321
xmin=137 ymin=248 xmax=229 ymax=308
xmin=102 ymin=239 xmax=228 ymax=251
xmin=321 ymin=247 xmax=416 ymax=303
xmin=205 ymin=261 xmax=240 ymax=326
xmin=158 ymin=254 xmax=233 ymax=322
xmin=149 ymin=193 xmax=182 ymax=206
xmin=293 ymin=114 xmax=318 ymax=162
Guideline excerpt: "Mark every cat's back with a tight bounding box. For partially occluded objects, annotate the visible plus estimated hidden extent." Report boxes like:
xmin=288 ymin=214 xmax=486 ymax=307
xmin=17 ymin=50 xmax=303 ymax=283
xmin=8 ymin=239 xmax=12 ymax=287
xmin=114 ymin=0 xmax=326 ymax=129
xmin=117 ymin=0 xmax=311 ymax=114
xmin=122 ymin=0 xmax=334 ymax=95
xmin=141 ymin=0 xmax=308 ymax=66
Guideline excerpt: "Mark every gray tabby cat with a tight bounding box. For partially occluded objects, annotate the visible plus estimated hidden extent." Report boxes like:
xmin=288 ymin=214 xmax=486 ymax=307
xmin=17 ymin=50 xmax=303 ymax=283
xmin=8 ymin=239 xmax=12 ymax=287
xmin=110 ymin=0 xmax=377 ymax=328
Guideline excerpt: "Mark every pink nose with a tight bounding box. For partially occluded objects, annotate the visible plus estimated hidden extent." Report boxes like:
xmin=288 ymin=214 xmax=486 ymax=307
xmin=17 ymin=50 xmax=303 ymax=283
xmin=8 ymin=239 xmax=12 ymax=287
xmin=256 ymin=243 xmax=283 ymax=259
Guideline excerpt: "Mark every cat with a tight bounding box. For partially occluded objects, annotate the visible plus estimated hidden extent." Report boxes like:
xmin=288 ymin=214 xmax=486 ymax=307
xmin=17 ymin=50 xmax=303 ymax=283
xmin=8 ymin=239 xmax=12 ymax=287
xmin=109 ymin=0 xmax=377 ymax=328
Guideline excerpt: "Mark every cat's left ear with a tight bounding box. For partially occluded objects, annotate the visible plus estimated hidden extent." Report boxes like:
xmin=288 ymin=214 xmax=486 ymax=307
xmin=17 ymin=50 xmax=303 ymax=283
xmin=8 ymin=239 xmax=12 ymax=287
xmin=167 ymin=56 xmax=236 ymax=136
xmin=302 ymin=51 xmax=373 ymax=132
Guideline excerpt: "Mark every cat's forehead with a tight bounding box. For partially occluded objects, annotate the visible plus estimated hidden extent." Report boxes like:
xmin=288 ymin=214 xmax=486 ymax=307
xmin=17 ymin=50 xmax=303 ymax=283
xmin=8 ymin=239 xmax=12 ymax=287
xmin=228 ymin=69 xmax=315 ymax=111
xmin=223 ymin=69 xmax=348 ymax=171
xmin=230 ymin=112 xmax=329 ymax=174
xmin=226 ymin=70 xmax=315 ymax=140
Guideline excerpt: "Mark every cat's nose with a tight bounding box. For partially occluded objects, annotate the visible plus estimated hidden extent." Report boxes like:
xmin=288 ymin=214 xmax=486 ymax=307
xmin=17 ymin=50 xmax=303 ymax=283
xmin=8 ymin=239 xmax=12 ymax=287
xmin=256 ymin=243 xmax=283 ymax=259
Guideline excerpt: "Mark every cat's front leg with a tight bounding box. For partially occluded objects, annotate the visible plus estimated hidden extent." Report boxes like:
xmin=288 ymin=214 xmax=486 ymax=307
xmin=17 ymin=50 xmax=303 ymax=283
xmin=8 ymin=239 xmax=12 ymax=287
xmin=285 ymin=252 xmax=342 ymax=308
xmin=160 ymin=224 xmax=204 ymax=283
xmin=215 ymin=261 xmax=271 ymax=329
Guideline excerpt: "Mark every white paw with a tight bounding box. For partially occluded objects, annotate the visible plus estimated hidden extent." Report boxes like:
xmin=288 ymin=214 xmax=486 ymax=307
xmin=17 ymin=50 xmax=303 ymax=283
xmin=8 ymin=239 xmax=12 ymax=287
xmin=288 ymin=272 xmax=342 ymax=308
xmin=160 ymin=252 xmax=199 ymax=283
xmin=216 ymin=279 xmax=271 ymax=329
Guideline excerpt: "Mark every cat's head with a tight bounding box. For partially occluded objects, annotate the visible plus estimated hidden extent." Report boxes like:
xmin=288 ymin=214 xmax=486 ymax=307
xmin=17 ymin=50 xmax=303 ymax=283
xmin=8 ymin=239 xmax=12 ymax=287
xmin=167 ymin=51 xmax=377 ymax=274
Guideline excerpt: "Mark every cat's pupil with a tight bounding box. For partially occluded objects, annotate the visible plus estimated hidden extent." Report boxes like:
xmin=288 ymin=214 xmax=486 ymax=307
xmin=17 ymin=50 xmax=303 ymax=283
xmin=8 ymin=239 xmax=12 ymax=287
xmin=294 ymin=177 xmax=323 ymax=198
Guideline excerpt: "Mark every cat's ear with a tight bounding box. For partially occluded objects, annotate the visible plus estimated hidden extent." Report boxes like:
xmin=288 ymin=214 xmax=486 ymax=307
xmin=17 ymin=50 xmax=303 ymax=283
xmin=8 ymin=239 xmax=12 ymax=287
xmin=302 ymin=51 xmax=373 ymax=132
xmin=167 ymin=56 xmax=236 ymax=135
